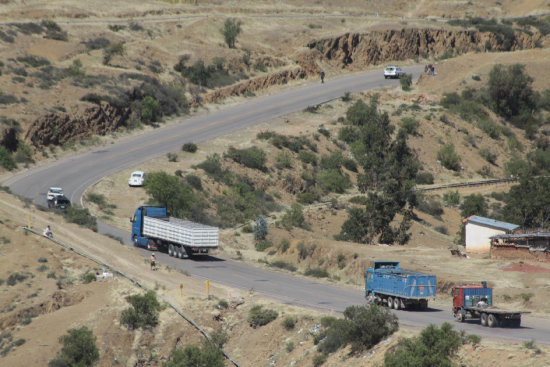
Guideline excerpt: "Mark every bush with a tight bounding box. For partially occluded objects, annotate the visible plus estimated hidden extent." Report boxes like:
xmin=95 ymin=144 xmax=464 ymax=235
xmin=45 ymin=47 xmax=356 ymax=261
xmin=225 ymin=146 xmax=266 ymax=171
xmin=296 ymin=190 xmax=320 ymax=204
xmin=140 ymin=96 xmax=160 ymax=123
xmin=417 ymin=196 xmax=444 ymax=217
xmin=400 ymin=73 xmax=412 ymax=91
xmin=479 ymin=148 xmax=498 ymax=165
xmin=278 ymin=239 xmax=290 ymax=253
xmin=182 ymin=142 xmax=198 ymax=153
xmin=102 ymin=41 xmax=125 ymax=65
xmin=437 ymin=144 xmax=461 ymax=171
xmin=7 ymin=272 xmax=27 ymax=286
xmin=185 ymin=174 xmax=203 ymax=191
xmin=17 ymin=55 xmax=51 ymax=68
xmin=48 ymin=326 xmax=99 ymax=367
xmin=83 ymin=272 xmax=96 ymax=284
xmin=269 ymin=260 xmax=296 ymax=272
xmin=220 ymin=18 xmax=242 ymax=48
xmin=248 ymin=305 xmax=278 ymax=328
xmin=255 ymin=240 xmax=272 ymax=252
xmin=416 ymin=171 xmax=434 ymax=184
xmin=383 ymin=323 xmax=463 ymax=367
xmin=83 ymin=37 xmax=110 ymax=50
xmin=282 ymin=316 xmax=297 ymax=330
xmin=0 ymin=146 xmax=16 ymax=171
xmin=276 ymin=151 xmax=293 ymax=169
xmin=443 ymin=190 xmax=460 ymax=206
xmin=63 ymin=206 xmax=98 ymax=232
xmin=400 ymin=117 xmax=420 ymax=135
xmin=312 ymin=354 xmax=327 ymax=367
xmin=317 ymin=169 xmax=351 ymax=194
xmin=338 ymin=126 xmax=358 ymax=143
xmin=281 ymin=204 xmax=306 ymax=230
xmin=298 ymin=150 xmax=317 ymax=165
xmin=304 ymin=267 xmax=329 ymax=278
xmin=253 ymin=215 xmax=268 ymax=241
xmin=342 ymin=158 xmax=357 ymax=172
xmin=120 ymin=291 xmax=162 ymax=330
xmin=165 ymin=342 xmax=224 ymax=367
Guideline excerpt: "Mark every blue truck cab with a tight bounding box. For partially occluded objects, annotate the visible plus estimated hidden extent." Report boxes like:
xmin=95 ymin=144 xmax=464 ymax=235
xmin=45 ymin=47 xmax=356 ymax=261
xmin=365 ymin=261 xmax=436 ymax=310
xmin=130 ymin=206 xmax=166 ymax=248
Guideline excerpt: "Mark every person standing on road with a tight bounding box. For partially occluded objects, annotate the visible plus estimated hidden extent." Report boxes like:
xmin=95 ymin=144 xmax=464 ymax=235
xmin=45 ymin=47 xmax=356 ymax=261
xmin=150 ymin=254 xmax=156 ymax=270
xmin=320 ymin=69 xmax=325 ymax=84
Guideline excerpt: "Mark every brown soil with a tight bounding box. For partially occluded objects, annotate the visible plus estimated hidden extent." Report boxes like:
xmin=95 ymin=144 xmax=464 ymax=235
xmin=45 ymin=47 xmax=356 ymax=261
xmin=502 ymin=263 xmax=550 ymax=274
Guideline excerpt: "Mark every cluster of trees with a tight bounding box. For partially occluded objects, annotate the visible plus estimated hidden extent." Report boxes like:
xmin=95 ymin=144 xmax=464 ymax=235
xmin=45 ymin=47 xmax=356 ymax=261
xmin=337 ymin=97 xmax=419 ymax=244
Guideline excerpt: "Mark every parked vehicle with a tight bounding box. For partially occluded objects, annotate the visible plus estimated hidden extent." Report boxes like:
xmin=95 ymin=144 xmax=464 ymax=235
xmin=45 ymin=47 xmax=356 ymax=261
xmin=383 ymin=66 xmax=405 ymax=79
xmin=48 ymin=195 xmax=71 ymax=210
xmin=452 ymin=282 xmax=527 ymax=327
xmin=130 ymin=206 xmax=219 ymax=258
xmin=365 ymin=261 xmax=436 ymax=310
xmin=128 ymin=171 xmax=146 ymax=187
xmin=47 ymin=187 xmax=64 ymax=201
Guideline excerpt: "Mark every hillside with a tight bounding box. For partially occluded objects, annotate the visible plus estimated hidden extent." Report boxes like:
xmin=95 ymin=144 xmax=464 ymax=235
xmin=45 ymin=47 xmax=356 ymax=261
xmin=2 ymin=0 xmax=550 ymax=366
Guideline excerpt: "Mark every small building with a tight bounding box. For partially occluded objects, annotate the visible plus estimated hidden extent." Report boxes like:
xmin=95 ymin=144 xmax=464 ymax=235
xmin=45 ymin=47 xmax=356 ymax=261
xmin=464 ymin=216 xmax=519 ymax=252
xmin=491 ymin=232 xmax=550 ymax=262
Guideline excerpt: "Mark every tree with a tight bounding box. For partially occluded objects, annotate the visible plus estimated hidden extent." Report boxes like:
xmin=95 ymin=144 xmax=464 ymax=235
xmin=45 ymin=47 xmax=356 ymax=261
xmin=460 ymin=194 xmax=487 ymax=218
xmin=48 ymin=326 xmax=99 ymax=367
xmin=281 ymin=204 xmax=306 ymax=230
xmin=503 ymin=176 xmax=550 ymax=229
xmin=141 ymin=96 xmax=160 ymax=123
xmin=253 ymin=215 xmax=268 ymax=241
xmin=400 ymin=73 xmax=412 ymax=91
xmin=120 ymin=290 xmax=162 ymax=330
xmin=487 ymin=64 xmax=537 ymax=127
xmin=384 ymin=323 xmax=464 ymax=367
xmin=437 ymin=143 xmax=461 ymax=171
xmin=220 ymin=18 xmax=242 ymax=48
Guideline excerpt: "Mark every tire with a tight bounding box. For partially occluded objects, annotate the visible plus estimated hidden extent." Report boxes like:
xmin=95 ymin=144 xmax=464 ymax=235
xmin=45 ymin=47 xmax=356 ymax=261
xmin=387 ymin=297 xmax=394 ymax=309
xmin=147 ymin=239 xmax=154 ymax=250
xmin=480 ymin=313 xmax=488 ymax=326
xmin=488 ymin=314 xmax=499 ymax=328
xmin=420 ymin=299 xmax=428 ymax=311
xmin=384 ymin=76 xmax=388 ymax=79
xmin=168 ymin=244 xmax=174 ymax=257
xmin=394 ymin=298 xmax=401 ymax=310
xmin=133 ymin=235 xmax=138 ymax=247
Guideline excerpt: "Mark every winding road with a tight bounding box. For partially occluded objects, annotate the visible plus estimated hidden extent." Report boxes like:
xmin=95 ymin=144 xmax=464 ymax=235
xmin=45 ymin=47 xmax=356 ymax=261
xmin=3 ymin=66 xmax=550 ymax=344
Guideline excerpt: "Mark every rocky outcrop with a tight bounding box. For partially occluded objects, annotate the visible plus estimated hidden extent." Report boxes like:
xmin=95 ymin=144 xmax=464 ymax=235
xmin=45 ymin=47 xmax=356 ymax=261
xmin=25 ymin=102 xmax=129 ymax=147
xmin=308 ymin=28 xmax=542 ymax=68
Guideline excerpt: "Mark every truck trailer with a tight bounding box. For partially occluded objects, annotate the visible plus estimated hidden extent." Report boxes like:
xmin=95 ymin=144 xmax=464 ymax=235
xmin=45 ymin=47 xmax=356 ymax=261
xmin=131 ymin=206 xmax=219 ymax=259
xmin=365 ymin=261 xmax=436 ymax=310
xmin=452 ymin=283 xmax=526 ymax=327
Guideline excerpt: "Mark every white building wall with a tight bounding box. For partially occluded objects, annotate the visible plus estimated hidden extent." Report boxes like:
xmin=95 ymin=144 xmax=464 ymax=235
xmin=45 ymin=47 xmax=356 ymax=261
xmin=465 ymin=223 xmax=505 ymax=252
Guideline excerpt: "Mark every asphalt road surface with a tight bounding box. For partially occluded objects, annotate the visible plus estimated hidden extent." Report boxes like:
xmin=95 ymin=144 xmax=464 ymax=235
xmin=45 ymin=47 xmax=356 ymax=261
xmin=4 ymin=66 xmax=550 ymax=344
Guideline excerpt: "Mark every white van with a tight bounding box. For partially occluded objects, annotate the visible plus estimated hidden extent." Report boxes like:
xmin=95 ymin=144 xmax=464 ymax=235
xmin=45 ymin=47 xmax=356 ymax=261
xmin=128 ymin=171 xmax=146 ymax=187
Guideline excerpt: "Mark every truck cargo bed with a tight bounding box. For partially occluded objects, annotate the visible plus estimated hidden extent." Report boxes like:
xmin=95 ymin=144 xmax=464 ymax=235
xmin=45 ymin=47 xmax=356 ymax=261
xmin=143 ymin=216 xmax=218 ymax=248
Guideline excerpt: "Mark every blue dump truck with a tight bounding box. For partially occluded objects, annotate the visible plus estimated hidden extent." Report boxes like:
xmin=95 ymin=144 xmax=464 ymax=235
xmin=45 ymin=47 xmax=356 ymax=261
xmin=130 ymin=206 xmax=219 ymax=259
xmin=365 ymin=261 xmax=436 ymax=310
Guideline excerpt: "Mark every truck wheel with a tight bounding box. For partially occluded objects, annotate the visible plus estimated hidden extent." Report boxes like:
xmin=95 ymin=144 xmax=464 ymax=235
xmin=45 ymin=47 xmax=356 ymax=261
xmin=488 ymin=314 xmax=499 ymax=328
xmin=133 ymin=235 xmax=138 ymax=247
xmin=176 ymin=247 xmax=183 ymax=259
xmin=420 ymin=299 xmax=428 ymax=311
xmin=147 ymin=239 xmax=154 ymax=250
xmin=168 ymin=244 xmax=174 ymax=257
xmin=480 ymin=313 xmax=488 ymax=326
xmin=387 ymin=297 xmax=394 ymax=309
xmin=394 ymin=298 xmax=401 ymax=310
xmin=456 ymin=310 xmax=464 ymax=322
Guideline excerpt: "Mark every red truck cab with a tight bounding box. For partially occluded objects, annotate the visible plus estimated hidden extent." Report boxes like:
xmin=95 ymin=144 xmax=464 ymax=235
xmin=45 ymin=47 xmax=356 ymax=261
xmin=452 ymin=281 xmax=492 ymax=314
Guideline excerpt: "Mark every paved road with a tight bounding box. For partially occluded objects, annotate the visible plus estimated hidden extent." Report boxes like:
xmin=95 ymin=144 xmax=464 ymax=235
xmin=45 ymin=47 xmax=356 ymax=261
xmin=4 ymin=66 xmax=550 ymax=344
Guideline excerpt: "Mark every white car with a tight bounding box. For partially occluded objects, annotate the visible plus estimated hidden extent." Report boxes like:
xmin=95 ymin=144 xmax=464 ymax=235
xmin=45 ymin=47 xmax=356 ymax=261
xmin=384 ymin=66 xmax=405 ymax=79
xmin=47 ymin=187 xmax=64 ymax=201
xmin=128 ymin=171 xmax=146 ymax=187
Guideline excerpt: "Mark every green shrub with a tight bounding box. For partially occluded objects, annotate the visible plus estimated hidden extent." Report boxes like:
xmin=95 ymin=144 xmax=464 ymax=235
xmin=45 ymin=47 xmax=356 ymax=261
xmin=48 ymin=326 xmax=99 ymax=367
xmin=400 ymin=117 xmax=420 ymax=135
xmin=417 ymin=196 xmax=443 ymax=217
xmin=269 ymin=261 xmax=296 ymax=272
xmin=304 ymin=267 xmax=329 ymax=278
xmin=86 ymin=192 xmax=115 ymax=212
xmin=286 ymin=341 xmax=295 ymax=352
xmin=83 ymin=37 xmax=110 ymax=50
xmin=342 ymin=158 xmax=357 ymax=172
xmin=297 ymin=190 xmax=320 ymax=204
xmin=341 ymin=92 xmax=352 ymax=102
xmin=435 ymin=226 xmax=448 ymax=235
xmin=479 ymin=148 xmax=498 ymax=164
xmin=63 ymin=206 xmax=98 ymax=231
xmin=165 ymin=341 xmax=224 ymax=367
xmin=17 ymin=55 xmax=51 ymax=68
xmin=220 ymin=18 xmax=242 ymax=48
xmin=102 ymin=41 xmax=125 ymax=65
xmin=185 ymin=174 xmax=203 ymax=190
xmin=276 ymin=151 xmax=293 ymax=169
xmin=282 ymin=316 xmax=297 ymax=330
xmin=298 ymin=150 xmax=317 ymax=165
xmin=338 ymin=126 xmax=358 ymax=143
xmin=248 ymin=305 xmax=278 ymax=328
xmin=400 ymin=73 xmax=412 ymax=91
xmin=281 ymin=204 xmax=306 ymax=230
xmin=7 ymin=272 xmax=27 ymax=286
xmin=120 ymin=291 xmax=162 ymax=330
xmin=255 ymin=240 xmax=272 ymax=252
xmin=182 ymin=142 xmax=198 ymax=153
xmin=197 ymin=154 xmax=224 ymax=178
xmin=0 ymin=146 xmax=16 ymax=171
xmin=278 ymin=238 xmax=290 ymax=253
xmin=443 ymin=190 xmax=460 ymax=206
xmin=257 ymin=130 xmax=277 ymax=140
xmin=384 ymin=323 xmax=463 ymax=367
xmin=242 ymin=224 xmax=253 ymax=233
xmin=83 ymin=272 xmax=96 ymax=284
xmin=312 ymin=353 xmax=327 ymax=366
xmin=477 ymin=119 xmax=501 ymax=139
xmin=218 ymin=299 xmax=229 ymax=309
xmin=437 ymin=144 xmax=461 ymax=171
xmin=225 ymin=146 xmax=266 ymax=171
xmin=416 ymin=171 xmax=434 ymax=184
xmin=140 ymin=96 xmax=160 ymax=123
xmin=317 ymin=169 xmax=350 ymax=194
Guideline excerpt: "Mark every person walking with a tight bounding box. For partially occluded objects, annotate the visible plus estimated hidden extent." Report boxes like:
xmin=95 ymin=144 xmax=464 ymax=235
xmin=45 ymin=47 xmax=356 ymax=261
xmin=150 ymin=254 xmax=156 ymax=270
xmin=320 ymin=69 xmax=325 ymax=84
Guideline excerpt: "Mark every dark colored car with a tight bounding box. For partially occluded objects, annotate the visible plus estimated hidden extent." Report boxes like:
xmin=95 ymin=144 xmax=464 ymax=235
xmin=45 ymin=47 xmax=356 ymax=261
xmin=48 ymin=195 xmax=71 ymax=210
